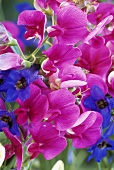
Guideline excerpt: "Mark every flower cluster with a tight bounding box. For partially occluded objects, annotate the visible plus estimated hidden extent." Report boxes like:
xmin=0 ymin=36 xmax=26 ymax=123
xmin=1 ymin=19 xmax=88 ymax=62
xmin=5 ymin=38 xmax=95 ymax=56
xmin=1 ymin=0 xmax=114 ymax=169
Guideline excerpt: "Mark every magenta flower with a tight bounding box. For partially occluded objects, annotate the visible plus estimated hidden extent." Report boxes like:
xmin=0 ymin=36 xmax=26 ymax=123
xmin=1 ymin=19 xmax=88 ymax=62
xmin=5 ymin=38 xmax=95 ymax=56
xmin=49 ymin=65 xmax=87 ymax=90
xmin=15 ymin=84 xmax=49 ymax=125
xmin=66 ymin=111 xmax=102 ymax=148
xmin=84 ymin=15 xmax=113 ymax=44
xmin=47 ymin=89 xmax=80 ymax=131
xmin=88 ymin=2 xmax=114 ymax=25
xmin=42 ymin=44 xmax=81 ymax=75
xmin=27 ymin=122 xmax=67 ymax=160
xmin=76 ymin=44 xmax=111 ymax=79
xmin=0 ymin=53 xmax=22 ymax=70
xmin=17 ymin=10 xmax=46 ymax=47
xmin=3 ymin=128 xmax=23 ymax=170
xmin=47 ymin=5 xmax=88 ymax=45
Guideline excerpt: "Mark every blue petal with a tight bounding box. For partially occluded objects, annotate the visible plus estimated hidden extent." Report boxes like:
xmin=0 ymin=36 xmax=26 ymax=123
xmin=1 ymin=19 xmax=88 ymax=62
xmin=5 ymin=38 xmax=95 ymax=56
xmin=93 ymin=147 xmax=107 ymax=162
xmin=91 ymin=85 xmax=105 ymax=100
xmin=0 ymin=120 xmax=8 ymax=129
xmin=83 ymin=96 xmax=97 ymax=110
xmin=18 ymin=87 xmax=30 ymax=101
xmin=100 ymin=108 xmax=111 ymax=128
xmin=6 ymin=87 xmax=19 ymax=102
xmin=7 ymin=70 xmax=21 ymax=83
xmin=104 ymin=123 xmax=114 ymax=137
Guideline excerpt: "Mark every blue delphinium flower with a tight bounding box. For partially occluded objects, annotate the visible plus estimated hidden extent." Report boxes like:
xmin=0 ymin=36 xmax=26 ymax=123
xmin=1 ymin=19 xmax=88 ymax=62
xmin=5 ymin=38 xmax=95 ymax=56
xmin=88 ymin=136 xmax=114 ymax=162
xmin=0 ymin=110 xmax=20 ymax=136
xmin=83 ymin=85 xmax=114 ymax=128
xmin=3 ymin=68 xmax=38 ymax=102
xmin=0 ymin=70 xmax=10 ymax=92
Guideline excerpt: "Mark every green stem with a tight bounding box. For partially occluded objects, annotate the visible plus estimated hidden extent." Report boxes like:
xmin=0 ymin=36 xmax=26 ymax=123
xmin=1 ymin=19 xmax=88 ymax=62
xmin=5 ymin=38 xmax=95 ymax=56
xmin=98 ymin=162 xmax=101 ymax=170
xmin=30 ymin=35 xmax=49 ymax=57
xmin=52 ymin=13 xmax=55 ymax=26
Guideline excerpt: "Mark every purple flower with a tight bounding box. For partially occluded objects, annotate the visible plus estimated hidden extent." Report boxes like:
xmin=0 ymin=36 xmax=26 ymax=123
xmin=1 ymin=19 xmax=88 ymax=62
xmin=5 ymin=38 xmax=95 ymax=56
xmin=17 ymin=10 xmax=46 ymax=47
xmin=70 ymin=111 xmax=102 ymax=148
xmin=42 ymin=44 xmax=81 ymax=75
xmin=15 ymin=84 xmax=49 ymax=125
xmin=47 ymin=89 xmax=80 ymax=131
xmin=47 ymin=5 xmax=88 ymax=45
xmin=27 ymin=122 xmax=67 ymax=160
xmin=0 ymin=53 xmax=22 ymax=71
xmin=49 ymin=65 xmax=87 ymax=90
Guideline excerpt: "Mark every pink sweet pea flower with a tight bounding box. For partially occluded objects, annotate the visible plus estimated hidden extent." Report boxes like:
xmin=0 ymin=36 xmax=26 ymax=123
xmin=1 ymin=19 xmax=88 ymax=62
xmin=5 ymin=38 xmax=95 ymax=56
xmin=76 ymin=44 xmax=111 ymax=79
xmin=47 ymin=5 xmax=88 ymax=45
xmin=17 ymin=10 xmax=46 ymax=47
xmin=15 ymin=84 xmax=49 ymax=125
xmin=47 ymin=89 xmax=80 ymax=131
xmin=27 ymin=122 xmax=67 ymax=160
xmin=66 ymin=111 xmax=102 ymax=148
xmin=0 ymin=53 xmax=22 ymax=70
xmin=49 ymin=65 xmax=87 ymax=90
xmin=84 ymin=15 xmax=113 ymax=44
xmin=3 ymin=128 xmax=23 ymax=170
xmin=88 ymin=2 xmax=114 ymax=25
xmin=42 ymin=44 xmax=81 ymax=75
xmin=107 ymin=71 xmax=114 ymax=97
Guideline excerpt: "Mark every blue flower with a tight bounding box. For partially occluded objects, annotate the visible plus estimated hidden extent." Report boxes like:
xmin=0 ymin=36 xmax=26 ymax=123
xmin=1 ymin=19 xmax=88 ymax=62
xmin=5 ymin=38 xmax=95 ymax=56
xmin=0 ymin=70 xmax=10 ymax=92
xmin=0 ymin=110 xmax=20 ymax=136
xmin=83 ymin=85 xmax=114 ymax=128
xmin=3 ymin=69 xmax=38 ymax=102
xmin=88 ymin=136 xmax=114 ymax=162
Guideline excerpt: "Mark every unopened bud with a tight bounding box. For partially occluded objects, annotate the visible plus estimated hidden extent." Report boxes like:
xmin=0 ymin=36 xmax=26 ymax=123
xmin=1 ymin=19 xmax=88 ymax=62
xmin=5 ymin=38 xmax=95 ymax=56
xmin=21 ymin=60 xmax=32 ymax=68
xmin=0 ymin=22 xmax=9 ymax=46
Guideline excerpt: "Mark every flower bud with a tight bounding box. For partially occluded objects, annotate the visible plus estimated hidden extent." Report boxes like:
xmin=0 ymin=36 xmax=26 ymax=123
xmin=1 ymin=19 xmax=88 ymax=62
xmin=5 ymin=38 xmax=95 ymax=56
xmin=21 ymin=60 xmax=32 ymax=68
xmin=0 ymin=22 xmax=9 ymax=46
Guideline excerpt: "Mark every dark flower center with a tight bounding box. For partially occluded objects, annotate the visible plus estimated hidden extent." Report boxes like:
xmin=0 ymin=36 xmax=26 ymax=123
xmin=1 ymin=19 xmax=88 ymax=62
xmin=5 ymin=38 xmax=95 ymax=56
xmin=16 ymin=77 xmax=27 ymax=90
xmin=0 ymin=115 xmax=12 ymax=128
xmin=96 ymin=99 xmax=108 ymax=109
xmin=0 ymin=78 xmax=4 ymax=85
xmin=97 ymin=141 xmax=112 ymax=149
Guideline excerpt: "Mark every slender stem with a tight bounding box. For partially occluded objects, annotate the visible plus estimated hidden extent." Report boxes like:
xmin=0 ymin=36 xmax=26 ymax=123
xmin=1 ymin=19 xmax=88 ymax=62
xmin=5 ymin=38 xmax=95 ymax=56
xmin=97 ymin=162 xmax=101 ymax=170
xmin=16 ymin=42 xmax=26 ymax=60
xmin=52 ymin=13 xmax=55 ymax=26
xmin=30 ymin=35 xmax=49 ymax=57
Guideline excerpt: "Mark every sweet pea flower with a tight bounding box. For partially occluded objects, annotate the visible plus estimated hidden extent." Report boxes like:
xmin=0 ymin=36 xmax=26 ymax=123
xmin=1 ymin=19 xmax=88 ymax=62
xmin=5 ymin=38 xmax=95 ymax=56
xmin=42 ymin=44 xmax=81 ymax=75
xmin=47 ymin=89 xmax=80 ymax=131
xmin=15 ymin=84 xmax=49 ymax=125
xmin=47 ymin=5 xmax=88 ymax=45
xmin=107 ymin=71 xmax=114 ymax=97
xmin=3 ymin=128 xmax=23 ymax=170
xmin=76 ymin=44 xmax=111 ymax=79
xmin=84 ymin=15 xmax=113 ymax=44
xmin=17 ymin=10 xmax=46 ymax=47
xmin=0 ymin=143 xmax=5 ymax=167
xmin=88 ymin=2 xmax=114 ymax=25
xmin=0 ymin=53 xmax=22 ymax=71
xmin=49 ymin=65 xmax=87 ymax=90
xmin=27 ymin=122 xmax=67 ymax=160
xmin=66 ymin=111 xmax=102 ymax=148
